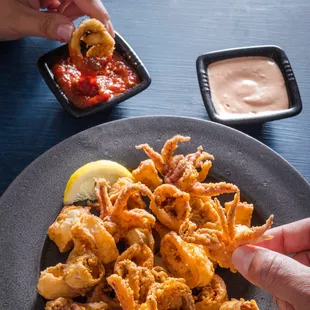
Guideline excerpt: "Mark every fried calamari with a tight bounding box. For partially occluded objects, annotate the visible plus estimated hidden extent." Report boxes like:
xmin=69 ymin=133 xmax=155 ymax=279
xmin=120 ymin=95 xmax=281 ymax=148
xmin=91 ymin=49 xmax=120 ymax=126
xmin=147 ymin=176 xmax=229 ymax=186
xmin=193 ymin=274 xmax=228 ymax=310
xmin=180 ymin=192 xmax=273 ymax=271
xmin=45 ymin=297 xmax=108 ymax=310
xmin=150 ymin=184 xmax=191 ymax=231
xmin=132 ymin=159 xmax=163 ymax=191
xmin=39 ymin=135 xmax=272 ymax=309
xmin=219 ymin=298 xmax=259 ymax=310
xmin=69 ymin=19 xmax=115 ymax=72
xmin=160 ymin=232 xmax=214 ymax=288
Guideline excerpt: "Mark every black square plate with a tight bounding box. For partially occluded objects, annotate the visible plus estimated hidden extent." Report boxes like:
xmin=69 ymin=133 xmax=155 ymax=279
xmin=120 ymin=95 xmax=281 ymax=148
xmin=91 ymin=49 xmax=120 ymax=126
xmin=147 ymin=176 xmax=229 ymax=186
xmin=196 ymin=45 xmax=302 ymax=126
xmin=37 ymin=32 xmax=151 ymax=118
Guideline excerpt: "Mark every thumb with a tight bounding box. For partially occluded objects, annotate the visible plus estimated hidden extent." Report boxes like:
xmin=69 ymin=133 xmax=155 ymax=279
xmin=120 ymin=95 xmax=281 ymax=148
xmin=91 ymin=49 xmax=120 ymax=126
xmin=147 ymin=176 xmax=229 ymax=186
xmin=17 ymin=7 xmax=74 ymax=41
xmin=232 ymin=245 xmax=310 ymax=310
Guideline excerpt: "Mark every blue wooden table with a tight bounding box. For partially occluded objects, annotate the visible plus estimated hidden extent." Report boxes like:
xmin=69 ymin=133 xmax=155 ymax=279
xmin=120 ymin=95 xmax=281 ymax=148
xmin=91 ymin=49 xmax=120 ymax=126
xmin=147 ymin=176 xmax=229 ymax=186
xmin=1 ymin=0 xmax=310 ymax=195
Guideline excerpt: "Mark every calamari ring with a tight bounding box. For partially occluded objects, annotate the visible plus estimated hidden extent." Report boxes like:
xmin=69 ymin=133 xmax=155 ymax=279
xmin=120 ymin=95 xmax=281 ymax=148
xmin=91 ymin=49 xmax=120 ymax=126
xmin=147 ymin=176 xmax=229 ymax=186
xmin=145 ymin=277 xmax=195 ymax=310
xmin=194 ymin=274 xmax=228 ymax=310
xmin=48 ymin=205 xmax=90 ymax=253
xmin=37 ymin=264 xmax=81 ymax=300
xmin=150 ymin=184 xmax=191 ymax=231
xmin=70 ymin=214 xmax=119 ymax=265
xmin=160 ymin=232 xmax=214 ymax=288
xmin=64 ymin=252 xmax=105 ymax=289
xmin=69 ymin=19 xmax=115 ymax=72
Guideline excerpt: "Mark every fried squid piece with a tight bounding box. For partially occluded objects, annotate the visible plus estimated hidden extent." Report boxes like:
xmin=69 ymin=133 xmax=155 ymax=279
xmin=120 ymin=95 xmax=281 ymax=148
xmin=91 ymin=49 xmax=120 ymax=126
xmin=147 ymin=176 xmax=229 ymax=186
xmin=38 ymin=252 xmax=104 ymax=300
xmin=125 ymin=228 xmax=155 ymax=252
xmin=187 ymin=146 xmax=214 ymax=183
xmin=219 ymin=298 xmax=259 ymax=310
xmin=160 ymin=232 xmax=214 ymax=288
xmin=189 ymin=182 xmax=239 ymax=198
xmin=109 ymin=177 xmax=146 ymax=210
xmin=95 ymin=179 xmax=156 ymax=247
xmin=167 ymin=146 xmax=214 ymax=191
xmin=225 ymin=200 xmax=254 ymax=227
xmin=38 ymin=264 xmax=81 ymax=300
xmin=136 ymin=136 xmax=214 ymax=192
xmin=71 ymin=214 xmax=119 ymax=264
xmin=115 ymin=243 xmax=154 ymax=269
xmin=111 ymin=185 xmax=155 ymax=232
xmin=141 ymin=277 xmax=195 ymax=310
xmin=132 ymin=159 xmax=163 ymax=191
xmin=69 ymin=19 xmax=115 ymax=73
xmin=150 ymin=184 xmax=191 ymax=231
xmin=45 ymin=297 xmax=108 ymax=310
xmin=107 ymin=260 xmax=155 ymax=310
xmin=111 ymin=182 xmax=154 ymax=217
xmin=136 ymin=135 xmax=189 ymax=175
xmin=180 ymin=192 xmax=273 ymax=271
xmin=48 ymin=206 xmax=90 ymax=252
xmin=189 ymin=197 xmax=219 ymax=229
xmin=107 ymin=244 xmax=156 ymax=309
xmin=88 ymin=279 xmax=121 ymax=309
xmin=64 ymin=252 xmax=105 ymax=289
xmin=193 ymin=274 xmax=228 ymax=310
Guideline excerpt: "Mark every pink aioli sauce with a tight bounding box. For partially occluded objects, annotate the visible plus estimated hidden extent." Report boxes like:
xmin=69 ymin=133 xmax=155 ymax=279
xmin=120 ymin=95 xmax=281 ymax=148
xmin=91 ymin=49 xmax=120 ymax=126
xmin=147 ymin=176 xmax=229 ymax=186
xmin=208 ymin=57 xmax=289 ymax=117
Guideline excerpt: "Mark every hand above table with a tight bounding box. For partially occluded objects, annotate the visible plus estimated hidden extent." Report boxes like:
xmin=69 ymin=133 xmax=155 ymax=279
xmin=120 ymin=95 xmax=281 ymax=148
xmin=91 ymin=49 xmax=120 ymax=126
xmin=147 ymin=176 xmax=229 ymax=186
xmin=0 ymin=0 xmax=114 ymax=42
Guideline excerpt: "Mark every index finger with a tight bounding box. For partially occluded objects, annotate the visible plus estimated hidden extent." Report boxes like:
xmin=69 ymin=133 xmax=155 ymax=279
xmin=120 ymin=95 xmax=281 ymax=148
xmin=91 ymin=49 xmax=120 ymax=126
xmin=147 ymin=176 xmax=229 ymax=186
xmin=257 ymin=218 xmax=310 ymax=254
xmin=72 ymin=0 xmax=114 ymax=36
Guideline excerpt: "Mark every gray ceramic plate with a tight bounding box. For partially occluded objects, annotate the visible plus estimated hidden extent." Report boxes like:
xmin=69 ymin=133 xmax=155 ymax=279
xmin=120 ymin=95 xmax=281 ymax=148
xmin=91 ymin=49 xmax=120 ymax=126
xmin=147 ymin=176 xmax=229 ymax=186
xmin=1 ymin=116 xmax=309 ymax=310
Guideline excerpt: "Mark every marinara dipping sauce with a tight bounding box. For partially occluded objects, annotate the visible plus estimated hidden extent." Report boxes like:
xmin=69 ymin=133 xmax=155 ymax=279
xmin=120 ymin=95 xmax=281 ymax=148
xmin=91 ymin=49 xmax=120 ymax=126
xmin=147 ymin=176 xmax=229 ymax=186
xmin=52 ymin=53 xmax=140 ymax=109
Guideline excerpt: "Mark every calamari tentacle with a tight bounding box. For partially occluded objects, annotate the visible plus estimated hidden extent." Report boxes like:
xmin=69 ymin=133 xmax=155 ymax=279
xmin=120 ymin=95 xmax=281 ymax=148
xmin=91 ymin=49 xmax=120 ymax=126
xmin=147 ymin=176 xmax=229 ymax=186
xmin=112 ymin=183 xmax=154 ymax=216
xmin=136 ymin=144 xmax=164 ymax=174
xmin=235 ymin=215 xmax=274 ymax=246
xmin=94 ymin=178 xmax=112 ymax=219
xmin=161 ymin=135 xmax=190 ymax=163
xmin=190 ymin=182 xmax=239 ymax=197
xmin=226 ymin=192 xmax=240 ymax=240
xmin=197 ymin=161 xmax=213 ymax=182
xmin=213 ymin=198 xmax=229 ymax=240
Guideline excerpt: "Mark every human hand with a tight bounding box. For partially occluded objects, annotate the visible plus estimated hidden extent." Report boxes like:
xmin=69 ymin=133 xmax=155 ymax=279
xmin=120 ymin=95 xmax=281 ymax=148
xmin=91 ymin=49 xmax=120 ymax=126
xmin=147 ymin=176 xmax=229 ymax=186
xmin=0 ymin=0 xmax=114 ymax=42
xmin=232 ymin=218 xmax=310 ymax=310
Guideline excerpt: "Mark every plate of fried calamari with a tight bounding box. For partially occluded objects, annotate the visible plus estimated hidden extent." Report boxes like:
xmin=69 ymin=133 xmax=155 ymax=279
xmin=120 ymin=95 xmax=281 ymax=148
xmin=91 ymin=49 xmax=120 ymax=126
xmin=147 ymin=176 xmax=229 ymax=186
xmin=0 ymin=116 xmax=309 ymax=310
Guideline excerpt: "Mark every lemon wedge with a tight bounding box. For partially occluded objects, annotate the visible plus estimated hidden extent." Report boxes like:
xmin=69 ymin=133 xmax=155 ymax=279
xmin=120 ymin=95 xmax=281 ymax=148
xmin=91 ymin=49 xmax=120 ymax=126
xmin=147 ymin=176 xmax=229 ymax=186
xmin=63 ymin=160 xmax=133 ymax=204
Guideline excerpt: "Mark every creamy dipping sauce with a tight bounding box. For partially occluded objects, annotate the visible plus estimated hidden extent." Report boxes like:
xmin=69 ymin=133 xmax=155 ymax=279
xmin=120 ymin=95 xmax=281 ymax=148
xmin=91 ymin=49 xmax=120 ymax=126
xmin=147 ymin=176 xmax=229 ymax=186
xmin=208 ymin=57 xmax=289 ymax=116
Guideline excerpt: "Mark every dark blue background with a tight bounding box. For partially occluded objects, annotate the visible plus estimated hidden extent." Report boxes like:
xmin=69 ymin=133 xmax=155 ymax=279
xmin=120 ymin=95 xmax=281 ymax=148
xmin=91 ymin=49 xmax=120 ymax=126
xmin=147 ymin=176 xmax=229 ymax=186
xmin=1 ymin=0 xmax=310 ymax=194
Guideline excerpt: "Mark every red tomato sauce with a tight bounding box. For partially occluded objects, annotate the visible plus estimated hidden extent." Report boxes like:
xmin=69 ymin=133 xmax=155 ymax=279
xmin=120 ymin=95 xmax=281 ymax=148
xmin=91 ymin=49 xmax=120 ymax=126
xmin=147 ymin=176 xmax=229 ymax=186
xmin=52 ymin=54 xmax=140 ymax=109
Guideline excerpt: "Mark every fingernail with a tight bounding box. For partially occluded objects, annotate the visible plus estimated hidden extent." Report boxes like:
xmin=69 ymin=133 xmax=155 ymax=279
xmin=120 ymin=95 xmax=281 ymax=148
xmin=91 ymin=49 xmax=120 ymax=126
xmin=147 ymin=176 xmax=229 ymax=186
xmin=232 ymin=245 xmax=256 ymax=275
xmin=56 ymin=24 xmax=74 ymax=42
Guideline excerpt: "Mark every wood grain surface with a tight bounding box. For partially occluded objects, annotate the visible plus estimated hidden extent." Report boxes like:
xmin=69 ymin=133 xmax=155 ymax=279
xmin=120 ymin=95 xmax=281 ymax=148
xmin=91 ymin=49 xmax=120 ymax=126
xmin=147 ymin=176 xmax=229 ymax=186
xmin=1 ymin=0 xmax=310 ymax=194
